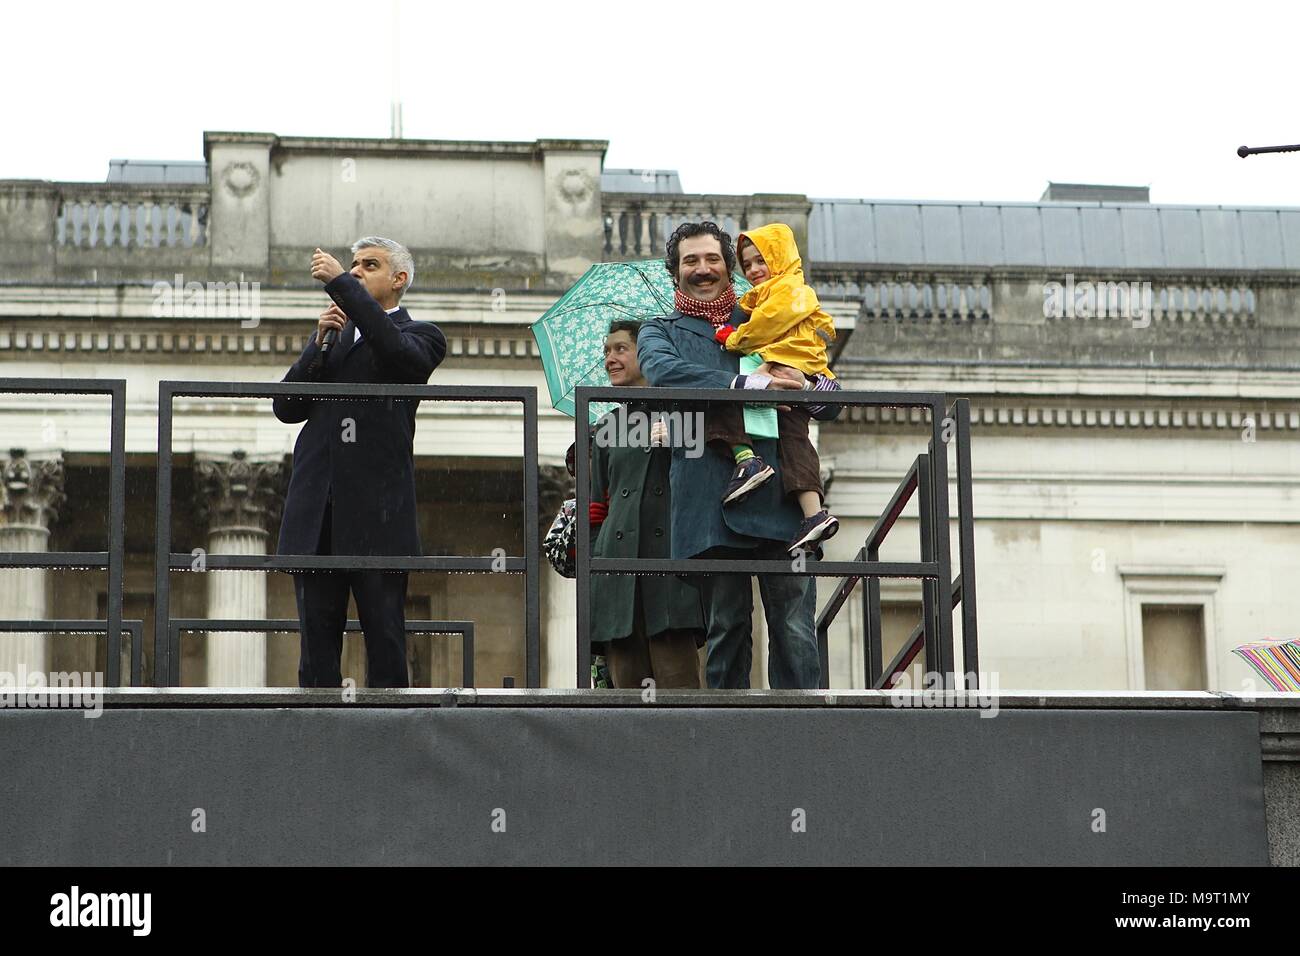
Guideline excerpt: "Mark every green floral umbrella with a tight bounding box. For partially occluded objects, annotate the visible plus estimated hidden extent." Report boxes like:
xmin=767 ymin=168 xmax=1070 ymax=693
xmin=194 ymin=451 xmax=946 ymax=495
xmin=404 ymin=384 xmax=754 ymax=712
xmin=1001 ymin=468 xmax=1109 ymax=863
xmin=531 ymin=259 xmax=751 ymax=423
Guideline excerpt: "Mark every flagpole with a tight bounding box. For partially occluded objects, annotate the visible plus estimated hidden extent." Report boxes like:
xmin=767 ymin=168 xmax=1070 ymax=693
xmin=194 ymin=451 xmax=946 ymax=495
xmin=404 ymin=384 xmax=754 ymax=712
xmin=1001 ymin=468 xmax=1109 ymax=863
xmin=390 ymin=0 xmax=403 ymax=139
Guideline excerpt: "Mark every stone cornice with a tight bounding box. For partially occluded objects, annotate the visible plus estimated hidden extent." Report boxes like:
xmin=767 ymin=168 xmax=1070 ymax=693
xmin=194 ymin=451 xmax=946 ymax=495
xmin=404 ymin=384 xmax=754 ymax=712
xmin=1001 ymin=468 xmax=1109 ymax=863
xmin=0 ymin=283 xmax=555 ymax=361
xmin=810 ymin=261 xmax=1300 ymax=287
xmin=832 ymin=402 xmax=1300 ymax=432
xmin=834 ymin=362 xmax=1300 ymax=399
xmin=203 ymin=130 xmax=609 ymax=162
xmin=0 ymin=324 xmax=544 ymax=361
xmin=0 ymin=284 xmax=561 ymax=322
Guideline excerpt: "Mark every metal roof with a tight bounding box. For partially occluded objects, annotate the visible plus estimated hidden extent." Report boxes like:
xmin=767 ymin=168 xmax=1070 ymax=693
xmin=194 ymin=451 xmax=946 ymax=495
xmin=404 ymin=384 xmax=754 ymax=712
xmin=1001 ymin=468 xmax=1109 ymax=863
xmin=808 ymin=198 xmax=1300 ymax=271
xmin=106 ymin=159 xmax=208 ymax=184
xmin=600 ymin=169 xmax=684 ymax=194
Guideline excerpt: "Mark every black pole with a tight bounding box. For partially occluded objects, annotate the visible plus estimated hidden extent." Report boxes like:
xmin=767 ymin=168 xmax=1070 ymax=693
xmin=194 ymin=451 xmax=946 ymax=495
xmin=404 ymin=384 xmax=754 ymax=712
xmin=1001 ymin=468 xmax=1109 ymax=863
xmin=1237 ymin=143 xmax=1300 ymax=157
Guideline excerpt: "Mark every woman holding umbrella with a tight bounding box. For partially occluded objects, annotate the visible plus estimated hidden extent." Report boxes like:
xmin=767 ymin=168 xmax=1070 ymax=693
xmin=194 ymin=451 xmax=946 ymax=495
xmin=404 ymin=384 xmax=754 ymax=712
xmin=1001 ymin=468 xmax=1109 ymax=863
xmin=584 ymin=319 xmax=706 ymax=688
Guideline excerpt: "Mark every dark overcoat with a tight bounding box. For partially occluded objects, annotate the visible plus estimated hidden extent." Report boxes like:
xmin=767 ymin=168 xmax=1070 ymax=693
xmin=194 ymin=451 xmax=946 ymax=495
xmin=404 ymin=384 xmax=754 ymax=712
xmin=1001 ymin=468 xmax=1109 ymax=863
xmin=635 ymin=306 xmax=840 ymax=559
xmin=273 ymin=273 xmax=447 ymax=557
xmin=588 ymin=404 xmax=706 ymax=643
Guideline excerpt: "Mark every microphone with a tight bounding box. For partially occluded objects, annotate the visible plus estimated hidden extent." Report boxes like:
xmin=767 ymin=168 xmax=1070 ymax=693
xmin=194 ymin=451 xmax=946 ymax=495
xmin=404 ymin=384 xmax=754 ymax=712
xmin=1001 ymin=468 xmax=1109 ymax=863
xmin=307 ymin=322 xmax=340 ymax=377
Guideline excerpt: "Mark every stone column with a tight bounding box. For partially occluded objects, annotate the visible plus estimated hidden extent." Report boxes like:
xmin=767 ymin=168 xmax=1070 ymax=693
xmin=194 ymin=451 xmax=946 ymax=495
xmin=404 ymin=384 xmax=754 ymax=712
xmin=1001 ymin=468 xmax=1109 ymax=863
xmin=538 ymin=463 xmax=577 ymax=688
xmin=194 ymin=451 xmax=285 ymax=688
xmin=0 ymin=449 xmax=65 ymax=677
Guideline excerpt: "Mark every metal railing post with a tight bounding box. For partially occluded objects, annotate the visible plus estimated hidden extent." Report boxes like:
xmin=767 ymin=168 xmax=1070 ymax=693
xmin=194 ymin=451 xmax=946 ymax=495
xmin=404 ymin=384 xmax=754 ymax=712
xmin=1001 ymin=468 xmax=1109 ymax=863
xmin=523 ymin=388 xmax=540 ymax=688
xmin=916 ymin=453 xmax=938 ymax=684
xmin=953 ymin=399 xmax=980 ymax=687
xmin=865 ymin=544 xmax=882 ymax=687
xmin=929 ymin=400 xmax=956 ymax=687
xmin=153 ymin=382 xmax=175 ymax=687
xmin=574 ymin=390 xmax=592 ymax=689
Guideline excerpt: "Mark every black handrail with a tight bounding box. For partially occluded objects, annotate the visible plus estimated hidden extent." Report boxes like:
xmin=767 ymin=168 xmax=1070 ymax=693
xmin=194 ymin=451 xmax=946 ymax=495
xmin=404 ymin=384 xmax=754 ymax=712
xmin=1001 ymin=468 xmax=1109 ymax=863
xmin=572 ymin=386 xmax=976 ymax=690
xmin=168 ymin=618 xmax=475 ymax=687
xmin=818 ymin=398 xmax=979 ymax=690
xmin=0 ymin=379 xmax=127 ymax=677
xmin=0 ymin=619 xmax=143 ymax=687
xmin=153 ymin=381 xmax=539 ymax=687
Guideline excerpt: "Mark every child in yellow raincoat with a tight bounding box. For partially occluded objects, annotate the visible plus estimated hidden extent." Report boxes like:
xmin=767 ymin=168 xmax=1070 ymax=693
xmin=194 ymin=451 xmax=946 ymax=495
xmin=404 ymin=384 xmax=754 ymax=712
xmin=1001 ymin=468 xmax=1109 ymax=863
xmin=710 ymin=222 xmax=842 ymax=557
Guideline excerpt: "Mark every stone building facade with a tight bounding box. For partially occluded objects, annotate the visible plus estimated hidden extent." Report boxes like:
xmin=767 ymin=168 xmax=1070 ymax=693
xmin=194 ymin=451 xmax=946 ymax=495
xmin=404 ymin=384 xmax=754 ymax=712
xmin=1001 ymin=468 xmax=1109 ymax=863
xmin=1 ymin=130 xmax=1297 ymax=691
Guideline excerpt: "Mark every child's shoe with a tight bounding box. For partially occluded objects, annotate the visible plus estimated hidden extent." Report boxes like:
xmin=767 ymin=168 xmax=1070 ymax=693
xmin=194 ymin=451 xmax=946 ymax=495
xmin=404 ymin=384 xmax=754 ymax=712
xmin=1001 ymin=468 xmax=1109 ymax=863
xmin=722 ymin=456 xmax=775 ymax=506
xmin=788 ymin=509 xmax=839 ymax=556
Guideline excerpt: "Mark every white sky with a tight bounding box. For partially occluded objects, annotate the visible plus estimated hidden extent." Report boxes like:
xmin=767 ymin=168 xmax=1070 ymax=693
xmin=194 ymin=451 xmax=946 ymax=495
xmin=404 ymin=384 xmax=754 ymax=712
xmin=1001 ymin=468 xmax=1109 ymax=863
xmin=6 ymin=0 xmax=1299 ymax=206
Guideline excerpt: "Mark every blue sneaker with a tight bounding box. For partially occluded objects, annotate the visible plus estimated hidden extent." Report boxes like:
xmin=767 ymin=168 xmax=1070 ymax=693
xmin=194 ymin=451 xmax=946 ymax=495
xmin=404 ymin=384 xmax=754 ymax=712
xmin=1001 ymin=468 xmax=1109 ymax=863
xmin=788 ymin=510 xmax=839 ymax=556
xmin=722 ymin=456 xmax=775 ymax=506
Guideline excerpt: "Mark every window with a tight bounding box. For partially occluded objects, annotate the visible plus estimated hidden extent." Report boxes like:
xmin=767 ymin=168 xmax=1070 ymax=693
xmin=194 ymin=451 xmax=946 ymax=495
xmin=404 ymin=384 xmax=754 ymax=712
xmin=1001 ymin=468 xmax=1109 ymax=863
xmin=1140 ymin=604 xmax=1207 ymax=690
xmin=1119 ymin=566 xmax=1222 ymax=691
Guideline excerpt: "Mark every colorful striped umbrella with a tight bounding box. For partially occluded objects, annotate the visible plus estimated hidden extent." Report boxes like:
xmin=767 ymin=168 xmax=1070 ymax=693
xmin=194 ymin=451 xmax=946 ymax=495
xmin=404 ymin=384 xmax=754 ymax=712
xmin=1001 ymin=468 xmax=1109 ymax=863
xmin=1232 ymin=638 xmax=1300 ymax=691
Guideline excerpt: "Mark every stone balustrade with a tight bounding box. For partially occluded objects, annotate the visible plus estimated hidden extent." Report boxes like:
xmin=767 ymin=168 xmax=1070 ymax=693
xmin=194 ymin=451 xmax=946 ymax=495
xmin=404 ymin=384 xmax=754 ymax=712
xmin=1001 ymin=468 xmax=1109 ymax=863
xmin=811 ymin=265 xmax=1265 ymax=329
xmin=813 ymin=268 xmax=995 ymax=322
xmin=54 ymin=184 xmax=209 ymax=249
xmin=601 ymin=192 xmax=812 ymax=262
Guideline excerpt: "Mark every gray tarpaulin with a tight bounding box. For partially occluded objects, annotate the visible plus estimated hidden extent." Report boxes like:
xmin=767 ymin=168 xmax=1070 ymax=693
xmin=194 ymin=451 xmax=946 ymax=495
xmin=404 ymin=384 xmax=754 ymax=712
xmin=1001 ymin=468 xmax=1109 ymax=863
xmin=0 ymin=707 xmax=1267 ymax=865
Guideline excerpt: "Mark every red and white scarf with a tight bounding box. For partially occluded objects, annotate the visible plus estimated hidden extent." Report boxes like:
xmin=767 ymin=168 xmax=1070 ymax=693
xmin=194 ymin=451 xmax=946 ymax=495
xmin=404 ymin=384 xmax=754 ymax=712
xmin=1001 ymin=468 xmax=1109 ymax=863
xmin=675 ymin=285 xmax=737 ymax=327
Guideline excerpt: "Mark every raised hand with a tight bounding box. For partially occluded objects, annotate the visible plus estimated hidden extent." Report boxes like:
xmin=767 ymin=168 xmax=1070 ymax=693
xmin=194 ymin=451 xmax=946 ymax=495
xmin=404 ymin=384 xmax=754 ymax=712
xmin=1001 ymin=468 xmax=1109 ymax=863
xmin=310 ymin=247 xmax=345 ymax=284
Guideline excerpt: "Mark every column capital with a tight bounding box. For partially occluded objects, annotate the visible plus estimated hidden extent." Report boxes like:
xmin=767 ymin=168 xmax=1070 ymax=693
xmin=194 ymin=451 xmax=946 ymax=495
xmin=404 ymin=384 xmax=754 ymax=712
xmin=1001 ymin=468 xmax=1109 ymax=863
xmin=0 ymin=448 xmax=65 ymax=530
xmin=194 ymin=450 xmax=287 ymax=537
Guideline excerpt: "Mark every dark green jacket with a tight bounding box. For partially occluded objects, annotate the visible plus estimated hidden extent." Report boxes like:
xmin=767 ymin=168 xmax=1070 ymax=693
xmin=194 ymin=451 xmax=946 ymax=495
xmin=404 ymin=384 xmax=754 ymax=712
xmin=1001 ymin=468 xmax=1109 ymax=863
xmin=589 ymin=405 xmax=706 ymax=643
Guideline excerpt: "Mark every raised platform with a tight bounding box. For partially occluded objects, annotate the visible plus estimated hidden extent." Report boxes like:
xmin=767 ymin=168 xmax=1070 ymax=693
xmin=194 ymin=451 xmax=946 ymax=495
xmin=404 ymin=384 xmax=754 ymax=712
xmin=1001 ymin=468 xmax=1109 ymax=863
xmin=2 ymin=690 xmax=1294 ymax=866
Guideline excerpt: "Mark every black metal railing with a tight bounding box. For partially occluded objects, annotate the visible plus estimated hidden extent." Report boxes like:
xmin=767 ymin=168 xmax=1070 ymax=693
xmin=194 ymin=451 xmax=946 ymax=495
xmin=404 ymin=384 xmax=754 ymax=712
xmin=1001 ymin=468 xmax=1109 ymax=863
xmin=0 ymin=619 xmax=143 ymax=687
xmin=813 ymin=398 xmax=978 ymax=689
xmin=167 ymin=618 xmax=475 ymax=687
xmin=572 ymin=386 xmax=977 ymax=690
xmin=153 ymin=381 xmax=539 ymax=687
xmin=1 ymin=377 xmax=977 ymax=693
xmin=0 ymin=378 xmax=127 ymax=681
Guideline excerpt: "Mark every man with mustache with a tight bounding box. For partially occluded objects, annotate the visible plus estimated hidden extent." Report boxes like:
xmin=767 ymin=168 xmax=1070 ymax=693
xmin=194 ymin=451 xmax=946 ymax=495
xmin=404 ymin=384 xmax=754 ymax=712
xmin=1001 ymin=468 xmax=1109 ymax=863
xmin=636 ymin=222 xmax=835 ymax=689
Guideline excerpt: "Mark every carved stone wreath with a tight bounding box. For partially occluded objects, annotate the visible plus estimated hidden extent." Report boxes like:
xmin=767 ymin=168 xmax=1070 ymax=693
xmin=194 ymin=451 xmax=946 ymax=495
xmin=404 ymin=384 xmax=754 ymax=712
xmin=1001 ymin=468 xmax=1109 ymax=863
xmin=221 ymin=161 xmax=261 ymax=199
xmin=557 ymin=168 xmax=595 ymax=211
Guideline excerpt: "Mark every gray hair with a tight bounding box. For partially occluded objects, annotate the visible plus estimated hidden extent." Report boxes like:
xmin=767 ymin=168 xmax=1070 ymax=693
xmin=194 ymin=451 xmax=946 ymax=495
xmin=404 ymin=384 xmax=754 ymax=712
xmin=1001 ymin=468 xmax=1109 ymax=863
xmin=351 ymin=236 xmax=415 ymax=296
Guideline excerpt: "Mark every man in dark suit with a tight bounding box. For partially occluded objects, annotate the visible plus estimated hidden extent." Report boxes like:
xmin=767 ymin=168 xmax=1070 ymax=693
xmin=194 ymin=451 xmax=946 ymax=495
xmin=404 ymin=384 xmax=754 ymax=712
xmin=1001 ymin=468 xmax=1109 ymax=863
xmin=273 ymin=236 xmax=446 ymax=688
xmin=636 ymin=221 xmax=838 ymax=690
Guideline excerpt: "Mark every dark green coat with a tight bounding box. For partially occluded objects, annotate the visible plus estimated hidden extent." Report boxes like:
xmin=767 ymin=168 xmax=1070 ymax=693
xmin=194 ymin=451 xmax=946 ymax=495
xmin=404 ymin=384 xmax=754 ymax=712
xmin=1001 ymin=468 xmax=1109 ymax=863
xmin=589 ymin=405 xmax=706 ymax=644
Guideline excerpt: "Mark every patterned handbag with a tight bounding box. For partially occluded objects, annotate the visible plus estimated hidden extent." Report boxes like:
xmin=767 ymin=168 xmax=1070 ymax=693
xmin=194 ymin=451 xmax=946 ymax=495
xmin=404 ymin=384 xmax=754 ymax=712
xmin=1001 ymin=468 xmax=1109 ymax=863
xmin=543 ymin=497 xmax=578 ymax=579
